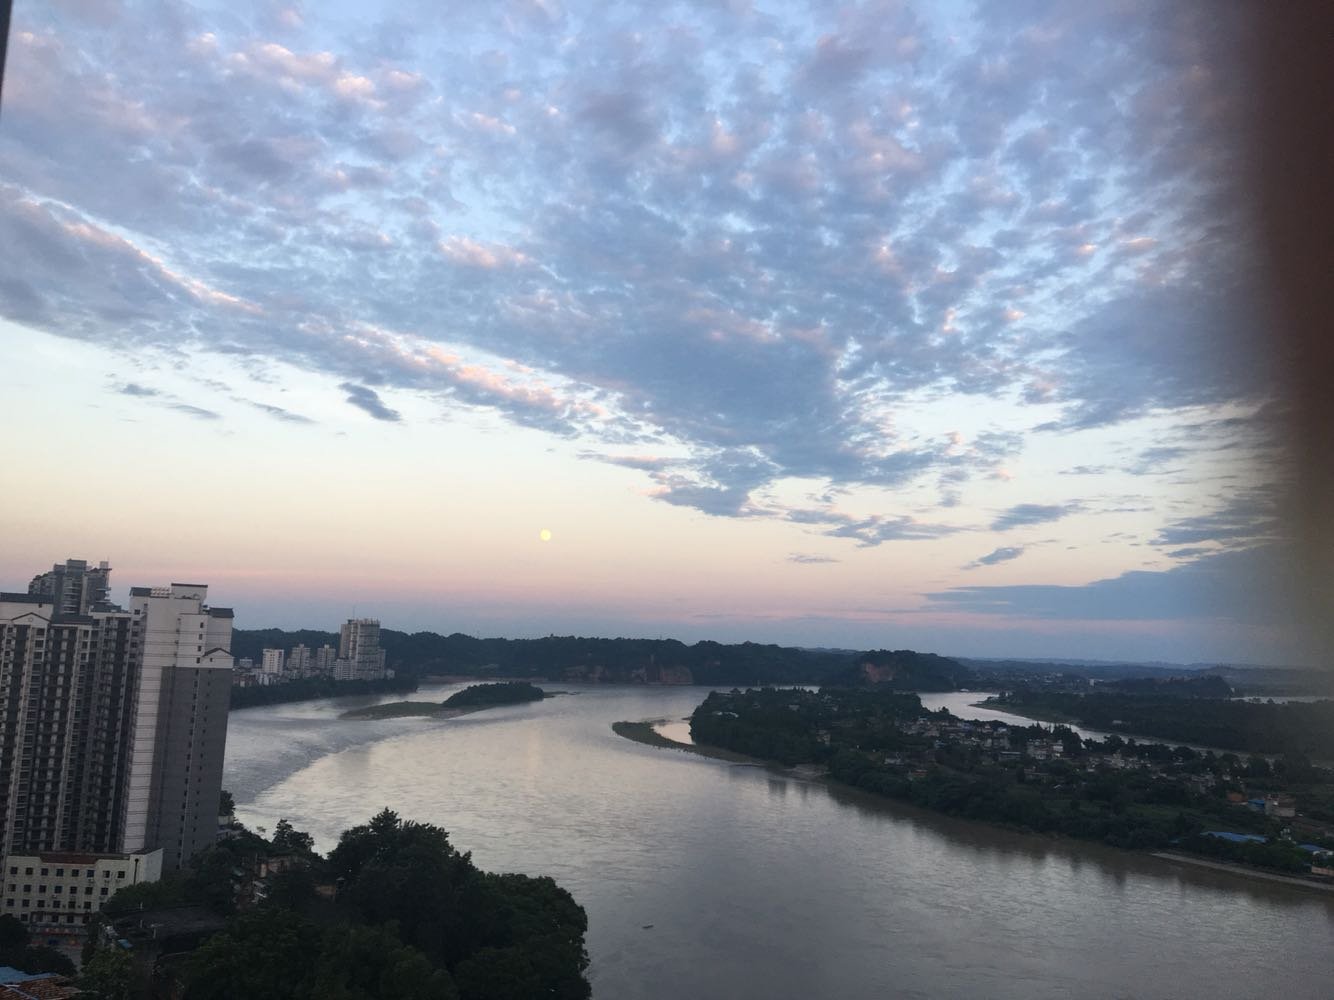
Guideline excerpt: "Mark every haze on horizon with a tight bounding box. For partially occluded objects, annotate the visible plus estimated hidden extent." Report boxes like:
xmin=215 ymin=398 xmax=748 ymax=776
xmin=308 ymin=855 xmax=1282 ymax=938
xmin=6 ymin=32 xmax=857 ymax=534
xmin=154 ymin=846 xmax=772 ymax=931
xmin=0 ymin=1 xmax=1309 ymax=666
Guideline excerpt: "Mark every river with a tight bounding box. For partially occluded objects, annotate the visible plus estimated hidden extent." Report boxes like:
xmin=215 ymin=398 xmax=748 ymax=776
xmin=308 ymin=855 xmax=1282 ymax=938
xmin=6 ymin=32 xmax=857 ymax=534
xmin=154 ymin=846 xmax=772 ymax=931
xmin=224 ymin=684 xmax=1334 ymax=999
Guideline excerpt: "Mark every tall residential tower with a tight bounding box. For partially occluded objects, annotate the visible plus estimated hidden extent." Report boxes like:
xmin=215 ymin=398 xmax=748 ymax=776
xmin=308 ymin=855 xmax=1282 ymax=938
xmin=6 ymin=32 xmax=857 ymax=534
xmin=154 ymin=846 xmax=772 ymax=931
xmin=0 ymin=567 xmax=233 ymax=935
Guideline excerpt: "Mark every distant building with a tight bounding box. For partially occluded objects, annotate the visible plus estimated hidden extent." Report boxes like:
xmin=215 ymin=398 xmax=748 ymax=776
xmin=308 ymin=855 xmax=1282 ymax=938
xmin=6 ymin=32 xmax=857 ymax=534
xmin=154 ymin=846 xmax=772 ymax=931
xmin=313 ymin=644 xmax=337 ymax=676
xmin=261 ymin=648 xmax=285 ymax=676
xmin=27 ymin=558 xmax=113 ymax=615
xmin=287 ymin=644 xmax=312 ymax=677
xmin=336 ymin=618 xmax=386 ymax=681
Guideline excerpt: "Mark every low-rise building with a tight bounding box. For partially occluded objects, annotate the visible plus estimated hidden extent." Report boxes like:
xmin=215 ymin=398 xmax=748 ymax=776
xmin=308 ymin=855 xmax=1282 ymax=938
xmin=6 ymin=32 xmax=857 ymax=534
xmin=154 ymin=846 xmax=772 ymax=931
xmin=0 ymin=849 xmax=163 ymax=943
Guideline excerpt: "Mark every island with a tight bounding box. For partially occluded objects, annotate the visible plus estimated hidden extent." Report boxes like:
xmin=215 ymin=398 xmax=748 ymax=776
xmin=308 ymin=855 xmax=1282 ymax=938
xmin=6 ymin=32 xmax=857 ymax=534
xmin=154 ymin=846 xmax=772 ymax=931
xmin=340 ymin=681 xmax=548 ymax=720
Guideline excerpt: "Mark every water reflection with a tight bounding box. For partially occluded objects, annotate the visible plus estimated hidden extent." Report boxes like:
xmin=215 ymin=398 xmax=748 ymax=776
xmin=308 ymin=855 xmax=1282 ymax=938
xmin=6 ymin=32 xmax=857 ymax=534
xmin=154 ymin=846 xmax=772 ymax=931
xmin=226 ymin=685 xmax=1334 ymax=1000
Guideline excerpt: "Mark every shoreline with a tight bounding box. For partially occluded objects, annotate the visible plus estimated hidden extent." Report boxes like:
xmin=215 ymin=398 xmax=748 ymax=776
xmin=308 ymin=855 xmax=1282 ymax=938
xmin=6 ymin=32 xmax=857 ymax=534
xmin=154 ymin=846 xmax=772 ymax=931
xmin=611 ymin=720 xmax=770 ymax=766
xmin=612 ymin=718 xmax=1334 ymax=897
xmin=1151 ymin=851 xmax=1334 ymax=894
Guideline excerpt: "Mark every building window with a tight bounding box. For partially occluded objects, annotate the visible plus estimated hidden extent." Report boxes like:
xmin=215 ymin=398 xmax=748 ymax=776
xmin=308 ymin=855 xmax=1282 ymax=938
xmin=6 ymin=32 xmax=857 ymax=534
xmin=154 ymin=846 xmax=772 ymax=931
xmin=99 ymin=888 xmax=107 ymax=896
xmin=6 ymin=867 xmax=14 ymax=876
xmin=116 ymin=871 xmax=125 ymax=879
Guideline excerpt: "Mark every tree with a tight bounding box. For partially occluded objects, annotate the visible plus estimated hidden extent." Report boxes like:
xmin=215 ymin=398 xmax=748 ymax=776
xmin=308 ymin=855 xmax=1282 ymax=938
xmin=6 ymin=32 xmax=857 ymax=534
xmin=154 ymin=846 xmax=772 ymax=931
xmin=78 ymin=947 xmax=134 ymax=1000
xmin=272 ymin=818 xmax=316 ymax=855
xmin=219 ymin=789 xmax=235 ymax=817
xmin=185 ymin=909 xmax=319 ymax=1000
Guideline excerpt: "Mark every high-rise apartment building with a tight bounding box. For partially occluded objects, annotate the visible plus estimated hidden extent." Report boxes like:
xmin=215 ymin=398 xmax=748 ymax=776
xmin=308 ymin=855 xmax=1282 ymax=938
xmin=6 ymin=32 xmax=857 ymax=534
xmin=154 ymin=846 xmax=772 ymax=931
xmin=0 ymin=571 xmax=233 ymax=935
xmin=286 ymin=644 xmax=311 ymax=678
xmin=260 ymin=648 xmax=285 ymax=676
xmin=313 ymin=644 xmax=337 ymax=676
xmin=335 ymin=618 xmax=386 ymax=681
xmin=27 ymin=559 xmax=113 ymax=616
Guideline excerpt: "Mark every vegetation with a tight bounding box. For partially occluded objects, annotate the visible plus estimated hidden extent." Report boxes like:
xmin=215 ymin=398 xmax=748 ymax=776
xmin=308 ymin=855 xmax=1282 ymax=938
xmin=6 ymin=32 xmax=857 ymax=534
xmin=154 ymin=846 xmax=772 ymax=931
xmin=823 ymin=649 xmax=973 ymax=691
xmin=992 ymin=689 xmax=1334 ymax=757
xmin=230 ymin=674 xmax=418 ymax=710
xmin=687 ymin=688 xmax=1334 ymax=869
xmin=0 ymin=913 xmax=76 ymax=977
xmin=233 ymin=628 xmax=980 ymax=688
xmin=86 ymin=811 xmax=589 ymax=1000
xmin=442 ymin=682 xmax=546 ymax=708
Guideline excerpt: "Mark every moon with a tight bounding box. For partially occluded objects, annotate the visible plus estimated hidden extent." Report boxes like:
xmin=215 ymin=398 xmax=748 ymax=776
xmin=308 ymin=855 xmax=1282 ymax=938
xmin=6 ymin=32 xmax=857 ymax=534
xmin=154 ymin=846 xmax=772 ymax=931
xmin=539 ymin=528 xmax=552 ymax=542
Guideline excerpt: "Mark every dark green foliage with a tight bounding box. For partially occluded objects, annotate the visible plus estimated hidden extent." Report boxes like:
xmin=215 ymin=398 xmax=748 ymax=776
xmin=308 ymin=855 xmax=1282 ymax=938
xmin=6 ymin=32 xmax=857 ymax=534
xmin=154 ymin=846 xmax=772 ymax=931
xmin=228 ymin=629 xmax=341 ymax=664
xmin=1177 ymin=833 xmax=1314 ymax=873
xmin=0 ymin=914 xmax=76 ymax=976
xmin=996 ymin=690 xmax=1334 ymax=757
xmin=824 ymin=649 xmax=973 ymax=690
xmin=76 ymin=946 xmax=134 ymax=1000
xmin=219 ymin=789 xmax=235 ymax=816
xmin=233 ymin=628 xmax=941 ymax=687
xmin=442 ymin=683 xmax=545 ymax=708
xmin=325 ymin=810 xmax=589 ymax=1000
xmin=185 ymin=909 xmax=323 ymax=1000
xmin=1099 ymin=675 xmax=1233 ymax=698
xmin=686 ymin=688 xmax=1330 ymax=862
xmin=272 ymin=818 xmax=316 ymax=855
xmin=230 ymin=674 xmax=417 ymax=710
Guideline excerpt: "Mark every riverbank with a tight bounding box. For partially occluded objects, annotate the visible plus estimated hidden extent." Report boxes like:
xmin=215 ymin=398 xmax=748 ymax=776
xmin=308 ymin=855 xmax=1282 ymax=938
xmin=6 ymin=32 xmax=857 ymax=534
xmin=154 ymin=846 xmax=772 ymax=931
xmin=617 ymin=711 xmax=1332 ymax=898
xmin=1151 ymin=851 xmax=1334 ymax=894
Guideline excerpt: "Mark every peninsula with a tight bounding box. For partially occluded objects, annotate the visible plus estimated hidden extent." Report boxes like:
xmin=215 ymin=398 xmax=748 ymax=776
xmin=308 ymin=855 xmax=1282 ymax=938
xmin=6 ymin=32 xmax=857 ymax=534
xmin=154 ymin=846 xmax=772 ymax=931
xmin=618 ymin=687 xmax=1334 ymax=887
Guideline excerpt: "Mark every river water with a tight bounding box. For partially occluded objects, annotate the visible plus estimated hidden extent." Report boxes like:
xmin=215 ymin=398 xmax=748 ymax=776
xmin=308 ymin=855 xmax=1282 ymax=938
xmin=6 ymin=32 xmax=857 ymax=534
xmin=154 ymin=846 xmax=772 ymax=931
xmin=224 ymin=684 xmax=1334 ymax=999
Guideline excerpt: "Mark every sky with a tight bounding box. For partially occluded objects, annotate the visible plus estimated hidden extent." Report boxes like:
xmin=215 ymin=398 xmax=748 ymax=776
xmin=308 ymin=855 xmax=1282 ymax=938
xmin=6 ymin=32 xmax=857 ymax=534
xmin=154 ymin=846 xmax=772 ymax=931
xmin=0 ymin=0 xmax=1305 ymax=664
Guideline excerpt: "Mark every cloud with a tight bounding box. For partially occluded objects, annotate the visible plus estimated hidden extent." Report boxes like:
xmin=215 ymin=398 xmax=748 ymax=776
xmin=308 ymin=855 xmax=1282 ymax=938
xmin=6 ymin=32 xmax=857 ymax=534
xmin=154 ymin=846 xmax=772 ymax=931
xmin=788 ymin=553 xmax=840 ymax=565
xmin=1151 ymin=486 xmax=1278 ymax=549
xmin=969 ymin=546 xmax=1025 ymax=568
xmin=340 ymin=383 xmax=400 ymax=422
xmin=117 ymin=382 xmax=159 ymax=397
xmin=250 ymin=401 xmax=314 ymax=424
xmin=0 ymin=0 xmax=1270 ymax=530
xmin=925 ymin=545 xmax=1297 ymax=627
xmin=168 ymin=402 xmax=221 ymax=420
xmin=990 ymin=503 xmax=1079 ymax=531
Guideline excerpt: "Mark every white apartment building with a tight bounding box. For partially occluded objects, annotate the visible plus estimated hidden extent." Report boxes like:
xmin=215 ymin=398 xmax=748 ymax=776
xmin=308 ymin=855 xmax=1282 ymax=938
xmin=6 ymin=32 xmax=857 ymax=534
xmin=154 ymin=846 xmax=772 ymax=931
xmin=1 ymin=849 xmax=162 ymax=941
xmin=0 ymin=569 xmax=233 ymax=935
xmin=260 ymin=648 xmax=285 ymax=676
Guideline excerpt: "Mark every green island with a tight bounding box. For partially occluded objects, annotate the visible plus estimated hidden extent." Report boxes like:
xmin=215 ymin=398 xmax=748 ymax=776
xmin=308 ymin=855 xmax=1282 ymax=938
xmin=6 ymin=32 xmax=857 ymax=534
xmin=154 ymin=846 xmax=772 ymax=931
xmin=341 ymin=682 xmax=548 ymax=720
xmin=78 ymin=809 xmax=589 ymax=1000
xmin=619 ymin=687 xmax=1334 ymax=885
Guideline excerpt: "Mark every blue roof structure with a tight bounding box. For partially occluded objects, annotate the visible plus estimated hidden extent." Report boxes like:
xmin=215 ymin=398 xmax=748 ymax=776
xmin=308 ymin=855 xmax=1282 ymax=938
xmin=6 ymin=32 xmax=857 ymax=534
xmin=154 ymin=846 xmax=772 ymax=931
xmin=1203 ymin=831 xmax=1268 ymax=844
xmin=0 ymin=968 xmax=55 ymax=985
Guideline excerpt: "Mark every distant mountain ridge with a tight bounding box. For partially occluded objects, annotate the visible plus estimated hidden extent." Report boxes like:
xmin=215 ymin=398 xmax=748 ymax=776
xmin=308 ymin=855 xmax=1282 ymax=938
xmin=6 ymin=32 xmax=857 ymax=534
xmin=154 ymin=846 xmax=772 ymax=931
xmin=825 ymin=649 xmax=973 ymax=691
